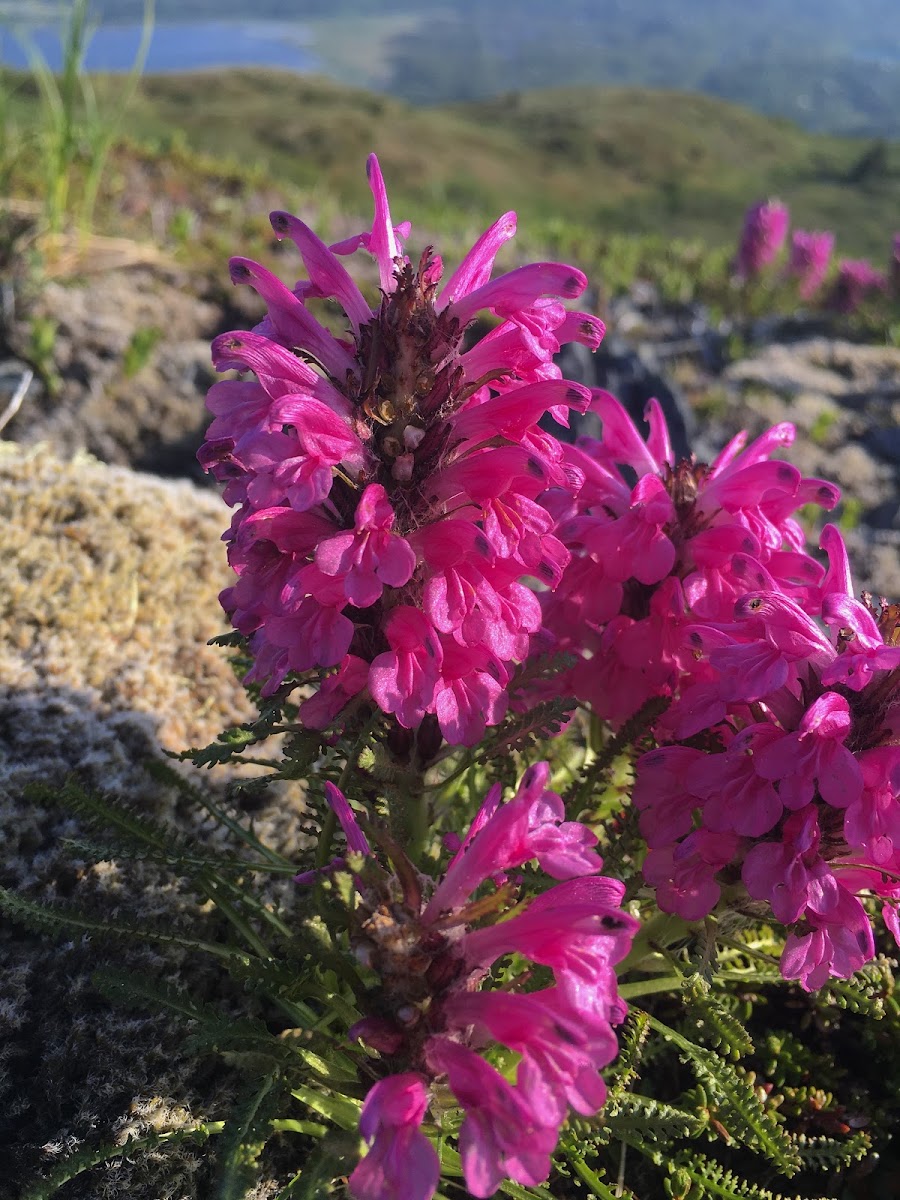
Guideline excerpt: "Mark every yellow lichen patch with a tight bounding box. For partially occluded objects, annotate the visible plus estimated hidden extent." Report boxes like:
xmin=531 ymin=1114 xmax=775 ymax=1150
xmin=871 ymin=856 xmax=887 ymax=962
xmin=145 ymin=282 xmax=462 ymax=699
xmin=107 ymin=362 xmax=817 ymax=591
xmin=0 ymin=440 xmax=253 ymax=751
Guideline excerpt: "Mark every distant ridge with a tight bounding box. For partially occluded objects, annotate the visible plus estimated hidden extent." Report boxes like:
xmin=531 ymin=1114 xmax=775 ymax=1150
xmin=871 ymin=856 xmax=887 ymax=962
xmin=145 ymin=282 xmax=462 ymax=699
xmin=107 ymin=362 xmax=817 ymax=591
xmin=74 ymin=0 xmax=900 ymax=138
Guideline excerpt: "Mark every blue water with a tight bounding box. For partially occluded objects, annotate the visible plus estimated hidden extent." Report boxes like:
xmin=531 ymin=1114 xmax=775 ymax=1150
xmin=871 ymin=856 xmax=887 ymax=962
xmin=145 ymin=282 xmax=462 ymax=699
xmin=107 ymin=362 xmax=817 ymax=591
xmin=0 ymin=20 xmax=320 ymax=73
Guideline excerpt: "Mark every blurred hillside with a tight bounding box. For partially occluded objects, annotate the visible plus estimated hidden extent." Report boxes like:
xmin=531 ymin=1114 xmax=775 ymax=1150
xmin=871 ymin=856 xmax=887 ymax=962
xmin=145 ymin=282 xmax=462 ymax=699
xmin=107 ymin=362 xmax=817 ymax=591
xmin=69 ymin=0 xmax=900 ymax=137
xmin=3 ymin=67 xmax=900 ymax=268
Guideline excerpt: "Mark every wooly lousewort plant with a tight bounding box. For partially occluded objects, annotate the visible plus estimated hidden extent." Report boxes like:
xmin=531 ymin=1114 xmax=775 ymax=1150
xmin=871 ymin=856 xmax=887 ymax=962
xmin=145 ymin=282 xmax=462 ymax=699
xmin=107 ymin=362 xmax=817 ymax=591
xmin=6 ymin=155 xmax=900 ymax=1199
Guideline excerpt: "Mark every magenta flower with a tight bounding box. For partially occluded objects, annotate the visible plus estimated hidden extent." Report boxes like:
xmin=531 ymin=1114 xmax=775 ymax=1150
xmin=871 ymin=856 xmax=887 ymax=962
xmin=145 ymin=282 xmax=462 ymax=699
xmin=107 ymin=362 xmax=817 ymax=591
xmin=786 ymin=229 xmax=834 ymax=299
xmin=828 ymin=258 xmax=886 ymax=312
xmin=544 ymin=392 xmax=838 ymax=730
xmin=320 ymin=764 xmax=636 ymax=1200
xmin=753 ymin=692 xmax=863 ymax=811
xmin=551 ymin=371 xmax=898 ymax=990
xmin=734 ymin=199 xmax=789 ymax=278
xmin=201 ymin=155 xmax=602 ymax=747
xmin=781 ymin=880 xmax=874 ymax=991
xmin=349 ymin=1074 xmax=439 ymax=1200
xmin=626 ymin=519 xmax=900 ymax=988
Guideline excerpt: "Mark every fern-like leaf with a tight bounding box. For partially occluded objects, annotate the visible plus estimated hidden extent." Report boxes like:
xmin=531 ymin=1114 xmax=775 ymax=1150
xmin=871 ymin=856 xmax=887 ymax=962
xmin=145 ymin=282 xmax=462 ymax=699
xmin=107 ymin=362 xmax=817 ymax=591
xmin=19 ymin=1123 xmax=225 ymax=1200
xmin=217 ymin=1070 xmax=283 ymax=1200
xmin=816 ymin=959 xmax=894 ymax=1018
xmin=666 ymin=1152 xmax=822 ymax=1200
xmin=92 ymin=968 xmax=293 ymax=1062
xmin=25 ymin=777 xmax=190 ymax=858
xmin=683 ymin=975 xmax=754 ymax=1060
xmin=0 ymin=885 xmax=253 ymax=965
xmin=564 ymin=693 xmax=671 ymax=807
xmin=474 ymin=697 xmax=576 ymax=761
xmin=143 ymin=757 xmax=294 ymax=867
xmin=603 ymin=1092 xmax=708 ymax=1142
xmin=607 ymin=1009 xmax=651 ymax=1093
xmin=645 ymin=1013 xmax=801 ymax=1174
xmin=793 ymin=1129 xmax=872 ymax=1171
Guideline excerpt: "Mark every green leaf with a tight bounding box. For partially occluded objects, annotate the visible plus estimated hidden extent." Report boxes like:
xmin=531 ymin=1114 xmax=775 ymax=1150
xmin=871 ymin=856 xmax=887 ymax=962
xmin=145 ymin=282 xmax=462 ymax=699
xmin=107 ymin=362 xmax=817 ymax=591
xmin=290 ymin=1084 xmax=362 ymax=1131
xmin=0 ymin=885 xmax=253 ymax=966
xmin=603 ymin=1092 xmax=707 ymax=1142
xmin=644 ymin=1013 xmax=800 ymax=1174
xmin=566 ymin=1151 xmax=634 ymax=1200
xmin=683 ymin=975 xmax=754 ymax=1060
xmin=19 ymin=1123 xmax=224 ymax=1200
xmin=666 ymin=1152 xmax=815 ymax=1200
xmin=217 ymin=1071 xmax=282 ymax=1200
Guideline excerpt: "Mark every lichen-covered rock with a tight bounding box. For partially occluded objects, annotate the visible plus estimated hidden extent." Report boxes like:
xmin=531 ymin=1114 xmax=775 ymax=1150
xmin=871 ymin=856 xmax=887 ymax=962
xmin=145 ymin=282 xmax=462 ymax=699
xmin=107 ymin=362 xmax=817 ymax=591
xmin=0 ymin=441 xmax=252 ymax=748
xmin=0 ymin=446 xmax=312 ymax=1198
xmin=702 ymin=338 xmax=900 ymax=599
xmin=3 ymin=268 xmax=220 ymax=476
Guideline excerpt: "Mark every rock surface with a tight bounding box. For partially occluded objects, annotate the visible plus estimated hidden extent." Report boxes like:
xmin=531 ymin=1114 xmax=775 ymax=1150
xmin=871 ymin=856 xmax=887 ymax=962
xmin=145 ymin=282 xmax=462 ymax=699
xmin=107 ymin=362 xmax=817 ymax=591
xmin=0 ymin=445 xmax=311 ymax=1198
xmin=715 ymin=337 xmax=900 ymax=598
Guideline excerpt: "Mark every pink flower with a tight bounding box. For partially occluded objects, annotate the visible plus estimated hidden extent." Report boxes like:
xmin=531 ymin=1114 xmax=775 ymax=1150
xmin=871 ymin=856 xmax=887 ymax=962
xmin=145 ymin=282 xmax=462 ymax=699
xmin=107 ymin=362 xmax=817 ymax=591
xmin=369 ymin=607 xmax=443 ymax=729
xmin=431 ymin=642 xmax=508 ymax=747
xmin=689 ymin=725 xmax=784 ymax=837
xmin=327 ymin=765 xmax=636 ymax=1200
xmin=787 ymin=230 xmax=834 ymax=299
xmin=315 ymin=484 xmax=415 ymax=607
xmin=828 ymin=258 xmax=886 ymax=312
xmin=201 ymin=154 xmax=599 ymax=747
xmin=781 ymin=881 xmax=874 ymax=991
xmin=742 ymin=806 xmax=828 ymax=924
xmin=423 ymin=761 xmax=603 ymax=920
xmin=443 ymin=989 xmax=615 ymax=1126
xmin=297 ymin=654 xmax=370 ymax=729
xmin=734 ymin=199 xmax=790 ymax=278
xmin=753 ymin=692 xmax=863 ymax=811
xmin=425 ymin=1039 xmax=558 ymax=1197
xmin=546 ymin=396 xmax=839 ymax=732
xmin=349 ymin=1074 xmax=439 ymax=1200
xmin=643 ymin=830 xmax=740 ymax=921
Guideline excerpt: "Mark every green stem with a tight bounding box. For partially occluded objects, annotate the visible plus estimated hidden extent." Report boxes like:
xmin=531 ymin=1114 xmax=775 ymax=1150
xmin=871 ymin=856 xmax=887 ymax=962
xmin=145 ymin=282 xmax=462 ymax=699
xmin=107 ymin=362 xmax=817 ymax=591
xmin=389 ymin=769 xmax=428 ymax=865
xmin=315 ymin=808 xmax=337 ymax=870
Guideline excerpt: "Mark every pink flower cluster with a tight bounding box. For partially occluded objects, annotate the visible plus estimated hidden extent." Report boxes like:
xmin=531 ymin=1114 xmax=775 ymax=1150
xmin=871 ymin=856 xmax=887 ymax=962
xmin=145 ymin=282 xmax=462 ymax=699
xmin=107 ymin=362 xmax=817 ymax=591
xmin=199 ymin=155 xmax=603 ymax=747
xmin=634 ymin=531 xmax=900 ymax=990
xmin=733 ymin=199 xmax=789 ymax=279
xmin=318 ymin=764 xmax=636 ymax=1200
xmin=543 ymin=390 xmax=840 ymax=728
xmin=787 ymin=229 xmax=834 ymax=300
xmin=828 ymin=258 xmax=887 ymax=313
xmin=544 ymin=394 xmax=900 ymax=989
xmin=733 ymin=199 xmax=900 ymax=310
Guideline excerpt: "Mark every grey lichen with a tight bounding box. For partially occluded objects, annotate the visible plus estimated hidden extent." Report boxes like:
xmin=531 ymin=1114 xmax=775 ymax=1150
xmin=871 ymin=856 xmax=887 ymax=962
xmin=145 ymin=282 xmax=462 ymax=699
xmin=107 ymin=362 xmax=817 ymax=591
xmin=0 ymin=445 xmax=313 ymax=1198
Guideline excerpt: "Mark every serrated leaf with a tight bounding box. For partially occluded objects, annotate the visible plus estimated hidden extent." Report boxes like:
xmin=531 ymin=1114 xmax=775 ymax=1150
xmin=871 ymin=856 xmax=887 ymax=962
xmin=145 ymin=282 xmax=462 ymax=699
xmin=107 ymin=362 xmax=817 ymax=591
xmin=645 ymin=1013 xmax=800 ymax=1174
xmin=19 ymin=1123 xmax=224 ymax=1200
xmin=217 ymin=1071 xmax=282 ymax=1200
xmin=0 ymin=885 xmax=253 ymax=965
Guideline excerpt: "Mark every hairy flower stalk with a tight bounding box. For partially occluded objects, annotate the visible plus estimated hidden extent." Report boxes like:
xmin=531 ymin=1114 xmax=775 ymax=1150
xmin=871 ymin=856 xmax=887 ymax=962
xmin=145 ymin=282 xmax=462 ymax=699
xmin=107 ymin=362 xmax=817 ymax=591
xmin=311 ymin=764 xmax=637 ymax=1200
xmin=199 ymin=155 xmax=603 ymax=764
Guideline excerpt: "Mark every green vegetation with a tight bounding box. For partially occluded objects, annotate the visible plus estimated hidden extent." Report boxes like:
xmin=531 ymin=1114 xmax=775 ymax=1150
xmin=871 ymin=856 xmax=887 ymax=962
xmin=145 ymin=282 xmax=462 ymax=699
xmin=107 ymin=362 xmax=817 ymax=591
xmin=3 ymin=66 xmax=899 ymax=291
xmin=11 ymin=0 xmax=153 ymax=238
